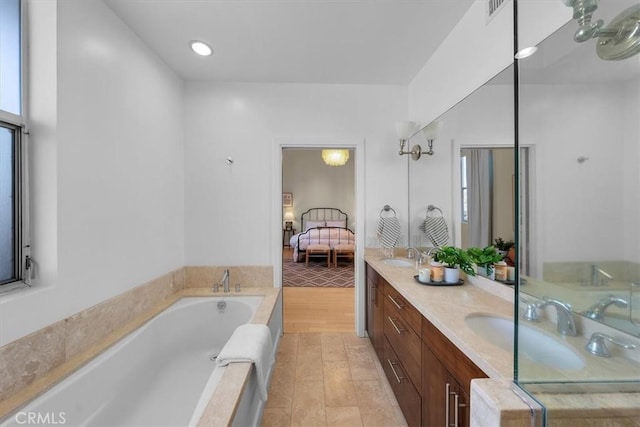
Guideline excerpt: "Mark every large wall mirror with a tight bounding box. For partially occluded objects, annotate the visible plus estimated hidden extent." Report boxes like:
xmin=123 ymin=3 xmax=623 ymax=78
xmin=518 ymin=6 xmax=640 ymax=340
xmin=408 ymin=65 xmax=520 ymax=271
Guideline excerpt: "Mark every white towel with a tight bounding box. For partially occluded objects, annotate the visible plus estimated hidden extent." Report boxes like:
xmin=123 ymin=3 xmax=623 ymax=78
xmin=216 ymin=324 xmax=274 ymax=402
xmin=419 ymin=216 xmax=449 ymax=247
xmin=377 ymin=217 xmax=401 ymax=248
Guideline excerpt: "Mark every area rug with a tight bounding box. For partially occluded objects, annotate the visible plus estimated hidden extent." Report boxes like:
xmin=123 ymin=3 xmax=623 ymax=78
xmin=282 ymin=257 xmax=354 ymax=288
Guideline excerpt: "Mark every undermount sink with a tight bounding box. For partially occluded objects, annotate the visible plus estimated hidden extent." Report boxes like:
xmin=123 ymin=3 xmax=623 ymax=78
xmin=465 ymin=313 xmax=585 ymax=371
xmin=382 ymin=259 xmax=414 ymax=267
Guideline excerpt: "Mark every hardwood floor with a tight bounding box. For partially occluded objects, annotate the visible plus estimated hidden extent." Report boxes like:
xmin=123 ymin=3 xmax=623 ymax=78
xmin=282 ymin=247 xmax=356 ymax=333
xmin=283 ymin=287 xmax=355 ymax=333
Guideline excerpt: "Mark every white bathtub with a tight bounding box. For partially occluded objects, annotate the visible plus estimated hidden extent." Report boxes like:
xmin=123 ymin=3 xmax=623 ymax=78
xmin=1 ymin=296 xmax=279 ymax=427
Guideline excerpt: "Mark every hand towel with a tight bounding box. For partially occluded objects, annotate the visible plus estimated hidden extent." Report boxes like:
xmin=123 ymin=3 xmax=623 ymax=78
xmin=377 ymin=216 xmax=401 ymax=248
xmin=419 ymin=216 xmax=449 ymax=247
xmin=216 ymin=324 xmax=274 ymax=402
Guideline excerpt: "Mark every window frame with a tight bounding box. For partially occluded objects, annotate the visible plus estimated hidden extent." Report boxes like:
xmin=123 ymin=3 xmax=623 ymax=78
xmin=0 ymin=0 xmax=31 ymax=290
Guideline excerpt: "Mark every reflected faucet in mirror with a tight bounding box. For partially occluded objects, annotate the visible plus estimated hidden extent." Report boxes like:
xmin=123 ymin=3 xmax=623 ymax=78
xmin=583 ymin=295 xmax=628 ymax=320
xmin=587 ymin=264 xmax=613 ymax=287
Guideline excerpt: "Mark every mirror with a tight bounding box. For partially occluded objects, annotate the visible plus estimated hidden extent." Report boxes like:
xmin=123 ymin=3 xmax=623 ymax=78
xmin=517 ymin=8 xmax=640 ymax=338
xmin=408 ymin=64 xmax=518 ymax=277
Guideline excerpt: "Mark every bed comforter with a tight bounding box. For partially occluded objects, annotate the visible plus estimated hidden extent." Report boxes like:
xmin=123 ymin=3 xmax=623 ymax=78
xmin=290 ymin=227 xmax=355 ymax=262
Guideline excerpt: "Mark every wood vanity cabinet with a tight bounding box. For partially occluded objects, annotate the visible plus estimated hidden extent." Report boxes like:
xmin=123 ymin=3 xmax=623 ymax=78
xmin=365 ymin=263 xmax=384 ymax=360
xmin=422 ymin=316 xmax=487 ymax=427
xmin=365 ymin=262 xmax=487 ymax=427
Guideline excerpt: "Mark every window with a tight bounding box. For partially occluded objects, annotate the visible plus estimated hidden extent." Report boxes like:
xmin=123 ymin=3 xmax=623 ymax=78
xmin=0 ymin=0 xmax=29 ymax=288
xmin=460 ymin=155 xmax=468 ymax=223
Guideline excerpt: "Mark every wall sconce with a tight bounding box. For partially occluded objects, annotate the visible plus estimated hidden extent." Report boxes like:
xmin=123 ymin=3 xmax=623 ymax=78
xmin=396 ymin=120 xmax=442 ymax=160
xmin=420 ymin=120 xmax=443 ymax=158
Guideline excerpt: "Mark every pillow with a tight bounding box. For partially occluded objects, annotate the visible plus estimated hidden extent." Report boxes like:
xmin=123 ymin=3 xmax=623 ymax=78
xmin=305 ymin=220 xmax=325 ymax=231
xmin=326 ymin=220 xmax=346 ymax=228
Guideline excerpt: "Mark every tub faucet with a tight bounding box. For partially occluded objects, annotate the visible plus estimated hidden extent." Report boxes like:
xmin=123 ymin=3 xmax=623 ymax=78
xmin=590 ymin=264 xmax=612 ymax=286
xmin=221 ymin=269 xmax=230 ymax=293
xmin=583 ymin=295 xmax=628 ymax=320
xmin=539 ymin=296 xmax=577 ymax=336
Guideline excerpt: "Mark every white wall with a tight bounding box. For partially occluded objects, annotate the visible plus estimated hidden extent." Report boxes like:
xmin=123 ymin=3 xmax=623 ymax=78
xmin=409 ymin=1 xmax=514 ymax=127
xmin=520 ymin=82 xmax=631 ymax=264
xmin=0 ymin=0 xmax=185 ymax=345
xmin=282 ymin=149 xmax=355 ymax=232
xmin=183 ymin=82 xmax=407 ymax=266
xmin=623 ymin=78 xmax=640 ymax=263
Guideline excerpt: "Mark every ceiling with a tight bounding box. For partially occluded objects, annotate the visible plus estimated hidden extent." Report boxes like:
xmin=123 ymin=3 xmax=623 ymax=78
xmin=104 ymin=0 xmax=474 ymax=85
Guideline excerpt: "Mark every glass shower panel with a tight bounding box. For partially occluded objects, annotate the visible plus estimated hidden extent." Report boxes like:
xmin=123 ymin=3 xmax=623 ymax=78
xmin=516 ymin=0 xmax=640 ymax=424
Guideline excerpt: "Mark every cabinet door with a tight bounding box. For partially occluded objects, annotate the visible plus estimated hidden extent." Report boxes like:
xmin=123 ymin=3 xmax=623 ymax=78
xmin=422 ymin=343 xmax=452 ymax=427
xmin=422 ymin=344 xmax=471 ymax=427
xmin=365 ymin=264 xmax=384 ymax=361
xmin=366 ymin=264 xmax=377 ymax=342
xmin=373 ymin=287 xmax=384 ymax=361
xmin=456 ymin=385 xmax=471 ymax=427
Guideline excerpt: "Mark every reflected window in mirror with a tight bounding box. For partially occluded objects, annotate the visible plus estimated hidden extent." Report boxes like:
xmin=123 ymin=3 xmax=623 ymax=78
xmin=460 ymin=155 xmax=469 ymax=224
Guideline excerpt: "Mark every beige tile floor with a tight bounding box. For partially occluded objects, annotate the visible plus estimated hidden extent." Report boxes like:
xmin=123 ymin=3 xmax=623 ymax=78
xmin=262 ymin=333 xmax=408 ymax=427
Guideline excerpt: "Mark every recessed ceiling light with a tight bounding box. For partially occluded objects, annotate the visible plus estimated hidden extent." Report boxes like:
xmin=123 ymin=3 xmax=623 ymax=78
xmin=189 ymin=40 xmax=212 ymax=56
xmin=514 ymin=46 xmax=538 ymax=59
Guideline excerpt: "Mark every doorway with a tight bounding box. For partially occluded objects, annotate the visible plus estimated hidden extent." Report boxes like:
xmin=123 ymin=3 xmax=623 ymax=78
xmin=281 ymin=147 xmax=356 ymax=333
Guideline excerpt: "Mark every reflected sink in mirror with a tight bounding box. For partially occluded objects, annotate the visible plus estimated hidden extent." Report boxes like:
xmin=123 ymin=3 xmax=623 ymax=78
xmin=465 ymin=313 xmax=585 ymax=370
xmin=382 ymin=259 xmax=414 ymax=267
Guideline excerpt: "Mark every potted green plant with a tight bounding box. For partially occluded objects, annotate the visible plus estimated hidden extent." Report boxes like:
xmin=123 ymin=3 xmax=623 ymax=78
xmin=432 ymin=246 xmax=475 ymax=283
xmin=493 ymin=238 xmax=515 ymax=258
xmin=467 ymin=246 xmax=503 ymax=280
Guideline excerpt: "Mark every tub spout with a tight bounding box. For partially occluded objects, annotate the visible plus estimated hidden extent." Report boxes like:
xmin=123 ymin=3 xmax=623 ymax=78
xmin=222 ymin=269 xmax=230 ymax=293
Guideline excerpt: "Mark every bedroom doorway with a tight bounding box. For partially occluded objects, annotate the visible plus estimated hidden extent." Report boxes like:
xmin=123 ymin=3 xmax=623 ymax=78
xmin=281 ymin=148 xmax=356 ymax=333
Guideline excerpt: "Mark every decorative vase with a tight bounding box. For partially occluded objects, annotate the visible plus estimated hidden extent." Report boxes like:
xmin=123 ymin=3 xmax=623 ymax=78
xmin=444 ymin=267 xmax=460 ymax=283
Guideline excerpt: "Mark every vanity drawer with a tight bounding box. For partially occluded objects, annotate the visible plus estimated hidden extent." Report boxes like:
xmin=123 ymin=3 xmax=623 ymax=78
xmin=422 ymin=316 xmax=487 ymax=391
xmin=384 ymin=297 xmax=422 ymax=391
xmin=383 ymin=337 xmax=421 ymax=427
xmin=384 ymin=284 xmax=422 ymax=335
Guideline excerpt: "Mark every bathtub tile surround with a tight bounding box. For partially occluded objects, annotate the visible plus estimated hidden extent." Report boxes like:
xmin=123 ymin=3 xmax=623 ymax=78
xmin=0 ymin=265 xmax=277 ymax=423
xmin=0 ymin=322 xmax=66 ymax=401
xmin=262 ymin=332 xmax=407 ymax=427
xmin=186 ymin=266 xmax=274 ymax=288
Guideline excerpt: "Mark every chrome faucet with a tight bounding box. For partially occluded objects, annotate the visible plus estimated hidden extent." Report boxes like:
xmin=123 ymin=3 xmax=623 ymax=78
xmin=220 ymin=269 xmax=230 ymax=293
xmin=590 ymin=264 xmax=612 ymax=286
xmin=406 ymin=247 xmax=422 ymax=267
xmin=583 ymin=295 xmax=628 ymax=320
xmin=539 ymin=296 xmax=577 ymax=336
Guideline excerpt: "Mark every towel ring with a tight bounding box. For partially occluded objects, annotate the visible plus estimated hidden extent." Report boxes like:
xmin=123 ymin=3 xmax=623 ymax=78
xmin=427 ymin=204 xmax=443 ymax=216
xmin=380 ymin=205 xmax=397 ymax=218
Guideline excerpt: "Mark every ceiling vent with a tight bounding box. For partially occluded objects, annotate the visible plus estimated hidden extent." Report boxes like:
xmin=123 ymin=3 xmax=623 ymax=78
xmin=486 ymin=0 xmax=510 ymax=23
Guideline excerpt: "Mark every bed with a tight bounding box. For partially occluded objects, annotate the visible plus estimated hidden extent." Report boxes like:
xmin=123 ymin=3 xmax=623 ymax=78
xmin=289 ymin=208 xmax=356 ymax=262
